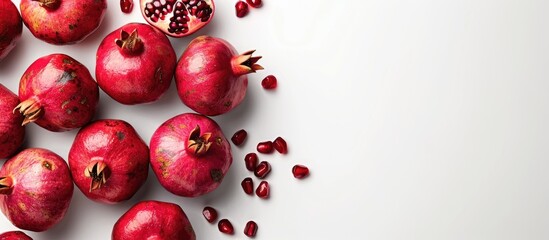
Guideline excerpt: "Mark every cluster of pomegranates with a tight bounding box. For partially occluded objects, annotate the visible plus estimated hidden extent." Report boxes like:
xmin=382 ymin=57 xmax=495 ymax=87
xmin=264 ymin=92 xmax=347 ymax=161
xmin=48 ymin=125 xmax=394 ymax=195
xmin=1 ymin=0 xmax=309 ymax=238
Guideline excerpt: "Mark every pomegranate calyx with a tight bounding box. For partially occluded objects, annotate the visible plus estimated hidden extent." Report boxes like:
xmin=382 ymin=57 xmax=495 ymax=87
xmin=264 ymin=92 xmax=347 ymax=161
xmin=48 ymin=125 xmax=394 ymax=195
xmin=84 ymin=160 xmax=111 ymax=192
xmin=115 ymin=29 xmax=144 ymax=55
xmin=13 ymin=99 xmax=43 ymax=126
xmin=187 ymin=125 xmax=212 ymax=156
xmin=32 ymin=0 xmax=61 ymax=9
xmin=231 ymin=50 xmax=263 ymax=76
xmin=0 ymin=177 xmax=14 ymax=195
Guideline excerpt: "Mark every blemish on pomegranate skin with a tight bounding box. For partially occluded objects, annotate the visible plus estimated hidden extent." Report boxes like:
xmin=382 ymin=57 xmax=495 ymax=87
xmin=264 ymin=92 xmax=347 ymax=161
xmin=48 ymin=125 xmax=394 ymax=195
xmin=42 ymin=161 xmax=52 ymax=170
xmin=116 ymin=131 xmax=125 ymax=140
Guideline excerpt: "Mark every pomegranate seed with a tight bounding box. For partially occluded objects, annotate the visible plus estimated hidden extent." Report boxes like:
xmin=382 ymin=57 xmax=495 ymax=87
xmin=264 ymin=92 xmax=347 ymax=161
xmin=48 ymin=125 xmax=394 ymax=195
xmin=244 ymin=220 xmax=258 ymax=237
xmin=231 ymin=129 xmax=247 ymax=146
xmin=292 ymin=164 xmax=309 ymax=179
xmin=273 ymin=136 xmax=288 ymax=154
xmin=256 ymin=181 xmax=269 ymax=199
xmin=245 ymin=153 xmax=258 ymax=171
xmin=254 ymin=161 xmax=271 ymax=179
xmin=202 ymin=206 xmax=218 ymax=223
xmin=257 ymin=141 xmax=274 ymax=154
xmin=120 ymin=0 xmax=133 ymax=13
xmin=246 ymin=0 xmax=262 ymax=8
xmin=261 ymin=75 xmax=277 ymax=89
xmin=218 ymin=219 xmax=234 ymax=235
xmin=235 ymin=1 xmax=249 ymax=18
xmin=241 ymin=177 xmax=254 ymax=195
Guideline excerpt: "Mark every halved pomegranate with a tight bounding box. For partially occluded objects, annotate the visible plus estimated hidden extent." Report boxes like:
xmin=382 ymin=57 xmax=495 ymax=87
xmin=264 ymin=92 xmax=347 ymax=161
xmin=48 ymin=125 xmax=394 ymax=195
xmin=140 ymin=0 xmax=214 ymax=38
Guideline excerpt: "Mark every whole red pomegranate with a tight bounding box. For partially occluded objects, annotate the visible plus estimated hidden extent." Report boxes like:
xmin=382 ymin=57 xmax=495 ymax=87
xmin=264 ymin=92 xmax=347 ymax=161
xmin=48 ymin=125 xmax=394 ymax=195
xmin=150 ymin=113 xmax=232 ymax=197
xmin=0 ymin=231 xmax=32 ymax=240
xmin=0 ymin=148 xmax=73 ymax=232
xmin=0 ymin=0 xmax=22 ymax=61
xmin=140 ymin=0 xmax=214 ymax=38
xmin=112 ymin=200 xmax=196 ymax=240
xmin=175 ymin=35 xmax=262 ymax=116
xmin=19 ymin=0 xmax=106 ymax=45
xmin=15 ymin=54 xmax=99 ymax=132
xmin=0 ymin=84 xmax=24 ymax=159
xmin=68 ymin=119 xmax=149 ymax=204
xmin=96 ymin=23 xmax=176 ymax=105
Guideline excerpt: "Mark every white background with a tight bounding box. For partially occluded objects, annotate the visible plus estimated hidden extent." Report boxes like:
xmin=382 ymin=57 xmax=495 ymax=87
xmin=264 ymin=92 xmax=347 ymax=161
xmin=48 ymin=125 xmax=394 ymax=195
xmin=1 ymin=0 xmax=549 ymax=239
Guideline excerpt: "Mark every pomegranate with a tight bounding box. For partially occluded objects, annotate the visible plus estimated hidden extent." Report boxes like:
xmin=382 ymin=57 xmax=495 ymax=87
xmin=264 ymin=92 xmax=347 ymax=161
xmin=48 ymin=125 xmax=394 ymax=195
xmin=68 ymin=119 xmax=149 ymax=204
xmin=0 ymin=148 xmax=73 ymax=232
xmin=150 ymin=113 xmax=232 ymax=197
xmin=244 ymin=220 xmax=258 ymax=237
xmin=14 ymin=54 xmax=99 ymax=132
xmin=175 ymin=35 xmax=263 ymax=116
xmin=19 ymin=0 xmax=106 ymax=45
xmin=218 ymin=219 xmax=234 ymax=235
xmin=96 ymin=23 xmax=176 ymax=105
xmin=0 ymin=0 xmax=22 ymax=61
xmin=0 ymin=231 xmax=32 ymax=240
xmin=140 ymin=0 xmax=214 ymax=38
xmin=0 ymin=85 xmax=24 ymax=159
xmin=112 ymin=200 xmax=196 ymax=240
xmin=235 ymin=1 xmax=249 ymax=18
xmin=202 ymin=206 xmax=217 ymax=223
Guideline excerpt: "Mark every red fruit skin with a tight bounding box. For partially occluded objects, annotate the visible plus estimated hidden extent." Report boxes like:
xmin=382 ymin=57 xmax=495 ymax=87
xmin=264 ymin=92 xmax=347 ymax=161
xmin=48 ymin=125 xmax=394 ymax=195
xmin=0 ymin=231 xmax=32 ymax=240
xmin=112 ymin=200 xmax=196 ymax=240
xmin=0 ymin=148 xmax=74 ymax=232
xmin=150 ymin=113 xmax=232 ymax=197
xmin=0 ymin=85 xmax=24 ymax=159
xmin=0 ymin=0 xmax=22 ymax=61
xmin=68 ymin=119 xmax=149 ymax=204
xmin=18 ymin=54 xmax=99 ymax=132
xmin=19 ymin=0 xmax=106 ymax=45
xmin=96 ymin=23 xmax=176 ymax=105
xmin=176 ymin=35 xmax=260 ymax=116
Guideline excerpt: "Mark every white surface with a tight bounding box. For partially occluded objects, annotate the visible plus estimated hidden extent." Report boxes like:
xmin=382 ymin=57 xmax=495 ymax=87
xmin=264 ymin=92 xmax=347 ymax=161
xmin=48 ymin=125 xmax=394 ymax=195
xmin=2 ymin=0 xmax=549 ymax=239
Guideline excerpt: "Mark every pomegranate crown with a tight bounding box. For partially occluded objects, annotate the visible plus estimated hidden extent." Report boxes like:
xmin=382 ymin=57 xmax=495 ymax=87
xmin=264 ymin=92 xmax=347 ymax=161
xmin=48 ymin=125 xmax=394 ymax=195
xmin=115 ymin=29 xmax=144 ymax=55
xmin=32 ymin=0 xmax=61 ymax=10
xmin=84 ymin=160 xmax=111 ymax=192
xmin=13 ymin=99 xmax=42 ymax=126
xmin=231 ymin=50 xmax=264 ymax=76
xmin=187 ymin=125 xmax=213 ymax=156
xmin=0 ymin=177 xmax=13 ymax=195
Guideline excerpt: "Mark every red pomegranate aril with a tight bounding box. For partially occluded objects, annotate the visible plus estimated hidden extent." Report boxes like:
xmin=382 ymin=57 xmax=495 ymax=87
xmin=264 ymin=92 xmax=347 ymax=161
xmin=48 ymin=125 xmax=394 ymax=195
xmin=244 ymin=153 xmax=258 ymax=171
xmin=120 ymin=0 xmax=133 ymax=13
xmin=256 ymin=181 xmax=269 ymax=199
xmin=244 ymin=220 xmax=258 ymax=237
xmin=261 ymin=75 xmax=277 ymax=89
xmin=273 ymin=136 xmax=287 ymax=154
xmin=231 ymin=129 xmax=247 ymax=146
xmin=257 ymin=141 xmax=274 ymax=154
xmin=241 ymin=177 xmax=254 ymax=195
xmin=235 ymin=1 xmax=249 ymax=18
xmin=254 ymin=161 xmax=271 ymax=179
xmin=245 ymin=0 xmax=262 ymax=8
xmin=292 ymin=164 xmax=309 ymax=179
xmin=202 ymin=206 xmax=218 ymax=223
xmin=218 ymin=219 xmax=234 ymax=235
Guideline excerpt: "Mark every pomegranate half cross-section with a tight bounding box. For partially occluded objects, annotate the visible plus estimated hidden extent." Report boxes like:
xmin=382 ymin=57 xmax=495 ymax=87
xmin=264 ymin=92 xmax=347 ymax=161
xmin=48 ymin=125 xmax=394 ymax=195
xmin=140 ymin=0 xmax=214 ymax=38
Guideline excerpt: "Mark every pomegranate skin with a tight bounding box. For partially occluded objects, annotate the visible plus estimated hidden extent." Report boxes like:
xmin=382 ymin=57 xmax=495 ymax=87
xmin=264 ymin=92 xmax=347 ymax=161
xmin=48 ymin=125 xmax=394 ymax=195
xmin=16 ymin=54 xmax=99 ymax=132
xmin=112 ymin=200 xmax=196 ymax=240
xmin=0 ymin=148 xmax=74 ymax=232
xmin=0 ymin=231 xmax=32 ymax=240
xmin=19 ymin=0 xmax=106 ymax=45
xmin=0 ymin=0 xmax=22 ymax=61
xmin=96 ymin=23 xmax=176 ymax=105
xmin=150 ymin=113 xmax=232 ymax=197
xmin=0 ymin=85 xmax=24 ymax=159
xmin=175 ymin=35 xmax=262 ymax=116
xmin=68 ymin=119 xmax=149 ymax=204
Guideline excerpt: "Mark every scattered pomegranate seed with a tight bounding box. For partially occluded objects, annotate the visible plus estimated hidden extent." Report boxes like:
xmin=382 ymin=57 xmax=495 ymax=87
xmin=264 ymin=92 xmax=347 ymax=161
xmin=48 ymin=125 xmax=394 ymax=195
xmin=246 ymin=0 xmax=262 ymax=8
xmin=261 ymin=75 xmax=277 ymax=89
xmin=120 ymin=0 xmax=133 ymax=13
xmin=202 ymin=206 xmax=218 ymax=223
xmin=273 ymin=136 xmax=288 ymax=154
xmin=218 ymin=219 xmax=234 ymax=235
xmin=231 ymin=129 xmax=247 ymax=146
xmin=257 ymin=141 xmax=274 ymax=154
xmin=245 ymin=153 xmax=258 ymax=171
xmin=244 ymin=220 xmax=259 ymax=237
xmin=292 ymin=164 xmax=309 ymax=179
xmin=241 ymin=177 xmax=254 ymax=195
xmin=256 ymin=181 xmax=269 ymax=199
xmin=235 ymin=1 xmax=249 ymax=18
xmin=254 ymin=161 xmax=271 ymax=179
